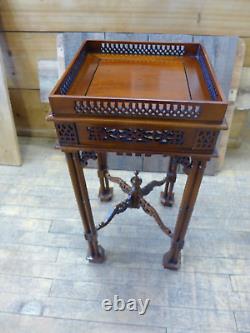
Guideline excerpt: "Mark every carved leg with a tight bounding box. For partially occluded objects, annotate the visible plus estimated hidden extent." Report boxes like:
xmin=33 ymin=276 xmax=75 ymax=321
xmin=65 ymin=152 xmax=105 ymax=263
xmin=97 ymin=152 xmax=113 ymax=201
xmin=161 ymin=157 xmax=178 ymax=207
xmin=97 ymin=199 xmax=130 ymax=231
xmin=140 ymin=198 xmax=172 ymax=236
xmin=163 ymin=159 xmax=207 ymax=270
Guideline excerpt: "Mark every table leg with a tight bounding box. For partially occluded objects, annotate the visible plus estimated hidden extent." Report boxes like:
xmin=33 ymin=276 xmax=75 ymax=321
xmin=97 ymin=152 xmax=113 ymax=201
xmin=163 ymin=159 xmax=207 ymax=270
xmin=160 ymin=156 xmax=178 ymax=207
xmin=65 ymin=152 xmax=105 ymax=263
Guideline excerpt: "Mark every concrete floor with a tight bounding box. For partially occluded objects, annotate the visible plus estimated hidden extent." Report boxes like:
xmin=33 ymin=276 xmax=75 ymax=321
xmin=0 ymin=135 xmax=250 ymax=333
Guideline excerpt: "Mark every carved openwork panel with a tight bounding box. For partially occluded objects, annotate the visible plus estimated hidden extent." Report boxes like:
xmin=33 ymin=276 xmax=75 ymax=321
xmin=87 ymin=127 xmax=184 ymax=145
xmin=194 ymin=130 xmax=218 ymax=150
xmin=55 ymin=123 xmax=78 ymax=145
xmin=75 ymin=100 xmax=201 ymax=120
xmin=198 ymin=51 xmax=218 ymax=101
xmin=101 ymin=42 xmax=185 ymax=56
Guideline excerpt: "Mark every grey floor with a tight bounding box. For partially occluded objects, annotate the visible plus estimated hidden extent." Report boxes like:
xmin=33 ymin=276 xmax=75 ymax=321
xmin=0 ymin=135 xmax=250 ymax=333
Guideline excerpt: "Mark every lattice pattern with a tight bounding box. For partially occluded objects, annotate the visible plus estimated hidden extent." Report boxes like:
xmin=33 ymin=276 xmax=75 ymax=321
xmin=59 ymin=49 xmax=86 ymax=95
xmin=87 ymin=127 xmax=184 ymax=145
xmin=198 ymin=52 xmax=218 ymax=101
xmin=194 ymin=130 xmax=218 ymax=149
xmin=79 ymin=151 xmax=97 ymax=166
xmin=55 ymin=123 xmax=78 ymax=145
xmin=101 ymin=42 xmax=185 ymax=56
xmin=75 ymin=100 xmax=201 ymax=120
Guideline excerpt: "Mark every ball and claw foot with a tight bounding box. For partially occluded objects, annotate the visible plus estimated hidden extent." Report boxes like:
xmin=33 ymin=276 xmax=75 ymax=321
xmin=160 ymin=191 xmax=175 ymax=207
xmin=99 ymin=187 xmax=113 ymax=202
xmin=86 ymin=245 xmax=106 ymax=263
xmin=162 ymin=251 xmax=181 ymax=270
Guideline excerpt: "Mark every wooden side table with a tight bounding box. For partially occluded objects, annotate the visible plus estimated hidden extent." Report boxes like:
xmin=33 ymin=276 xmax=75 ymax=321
xmin=48 ymin=40 xmax=227 ymax=269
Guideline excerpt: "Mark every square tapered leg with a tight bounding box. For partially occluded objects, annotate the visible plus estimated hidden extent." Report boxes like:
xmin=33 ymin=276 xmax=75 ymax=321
xmin=97 ymin=152 xmax=113 ymax=202
xmin=163 ymin=159 xmax=207 ymax=270
xmin=65 ymin=152 xmax=105 ymax=263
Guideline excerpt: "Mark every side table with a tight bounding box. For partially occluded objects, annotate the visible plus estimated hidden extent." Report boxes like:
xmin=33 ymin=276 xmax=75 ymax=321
xmin=48 ymin=40 xmax=227 ymax=269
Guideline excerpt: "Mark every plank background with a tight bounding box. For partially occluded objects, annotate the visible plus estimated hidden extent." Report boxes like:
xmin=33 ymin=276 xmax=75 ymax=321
xmin=0 ymin=44 xmax=21 ymax=165
xmin=0 ymin=1 xmax=250 ymax=136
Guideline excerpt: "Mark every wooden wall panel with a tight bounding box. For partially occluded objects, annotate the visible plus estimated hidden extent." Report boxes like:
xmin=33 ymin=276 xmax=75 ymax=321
xmin=243 ymin=38 xmax=250 ymax=66
xmin=1 ymin=0 xmax=250 ymax=36
xmin=1 ymin=32 xmax=57 ymax=89
xmin=0 ymin=45 xmax=21 ymax=165
xmin=9 ymin=89 xmax=55 ymax=137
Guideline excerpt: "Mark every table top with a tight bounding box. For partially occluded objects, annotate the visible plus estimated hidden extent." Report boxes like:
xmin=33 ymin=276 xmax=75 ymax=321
xmin=49 ymin=40 xmax=227 ymax=125
xmin=67 ymin=53 xmax=210 ymax=102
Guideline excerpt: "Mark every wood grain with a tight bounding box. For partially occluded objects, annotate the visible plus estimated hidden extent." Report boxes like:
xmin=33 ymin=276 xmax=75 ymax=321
xmin=216 ymin=39 xmax=245 ymax=171
xmin=0 ymin=32 xmax=56 ymax=89
xmin=0 ymin=45 xmax=21 ymax=165
xmin=1 ymin=0 xmax=250 ymax=36
xmin=229 ymin=110 xmax=248 ymax=148
xmin=229 ymin=64 xmax=250 ymax=148
xmin=236 ymin=67 xmax=250 ymax=110
xmin=9 ymin=89 xmax=55 ymax=137
xmin=86 ymin=57 xmax=191 ymax=100
xmin=243 ymin=37 xmax=250 ymax=66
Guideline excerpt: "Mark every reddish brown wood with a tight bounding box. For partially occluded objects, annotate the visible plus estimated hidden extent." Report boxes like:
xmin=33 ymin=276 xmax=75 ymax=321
xmin=161 ymin=157 xmax=178 ymax=207
xmin=163 ymin=159 xmax=207 ymax=269
xmin=87 ymin=57 xmax=191 ymax=100
xmin=65 ymin=152 xmax=105 ymax=263
xmin=48 ymin=40 xmax=228 ymax=269
xmin=97 ymin=152 xmax=113 ymax=201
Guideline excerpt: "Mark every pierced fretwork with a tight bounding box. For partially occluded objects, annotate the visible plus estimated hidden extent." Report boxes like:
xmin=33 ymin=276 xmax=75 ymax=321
xmin=96 ymin=171 xmax=172 ymax=236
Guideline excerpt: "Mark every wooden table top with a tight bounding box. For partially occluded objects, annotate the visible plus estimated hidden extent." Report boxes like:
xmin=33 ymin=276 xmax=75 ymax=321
xmin=67 ymin=53 xmax=211 ymax=102
xmin=49 ymin=41 xmax=227 ymax=124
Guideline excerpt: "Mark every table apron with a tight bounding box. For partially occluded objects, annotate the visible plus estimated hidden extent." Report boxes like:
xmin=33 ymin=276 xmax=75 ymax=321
xmin=54 ymin=122 xmax=219 ymax=156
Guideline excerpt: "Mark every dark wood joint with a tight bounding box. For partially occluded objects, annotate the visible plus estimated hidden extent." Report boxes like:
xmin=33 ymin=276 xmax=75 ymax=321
xmin=84 ymin=231 xmax=97 ymax=242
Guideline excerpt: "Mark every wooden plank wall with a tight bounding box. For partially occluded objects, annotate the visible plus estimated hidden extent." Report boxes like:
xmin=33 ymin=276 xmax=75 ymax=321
xmin=0 ymin=0 xmax=250 ymax=136
xmin=0 ymin=32 xmax=57 ymax=136
xmin=0 ymin=44 xmax=21 ymax=165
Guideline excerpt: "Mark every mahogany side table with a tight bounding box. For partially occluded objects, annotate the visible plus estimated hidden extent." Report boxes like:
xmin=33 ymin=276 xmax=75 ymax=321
xmin=48 ymin=40 xmax=227 ymax=269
